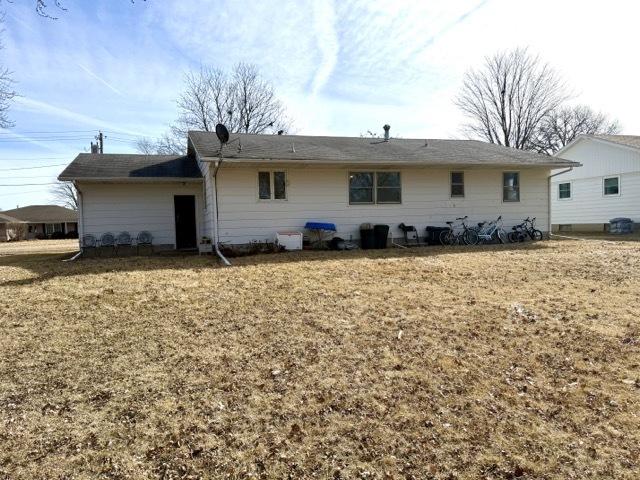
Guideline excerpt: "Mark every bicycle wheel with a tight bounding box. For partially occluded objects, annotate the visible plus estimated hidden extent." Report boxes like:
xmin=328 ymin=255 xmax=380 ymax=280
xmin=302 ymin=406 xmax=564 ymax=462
xmin=496 ymin=229 xmax=508 ymax=244
xmin=463 ymin=229 xmax=479 ymax=245
xmin=508 ymin=231 xmax=517 ymax=243
xmin=439 ymin=229 xmax=454 ymax=246
xmin=530 ymin=229 xmax=543 ymax=241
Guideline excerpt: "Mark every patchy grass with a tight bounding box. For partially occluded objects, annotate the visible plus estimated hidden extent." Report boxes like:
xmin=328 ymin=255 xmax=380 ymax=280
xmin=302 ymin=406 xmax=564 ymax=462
xmin=0 ymin=240 xmax=639 ymax=479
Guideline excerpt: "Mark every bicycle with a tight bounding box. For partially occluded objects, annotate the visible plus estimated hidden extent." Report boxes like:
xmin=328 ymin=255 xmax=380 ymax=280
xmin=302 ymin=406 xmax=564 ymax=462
xmin=508 ymin=222 xmax=528 ymax=243
xmin=476 ymin=215 xmax=508 ymax=244
xmin=523 ymin=217 xmax=543 ymax=241
xmin=439 ymin=216 xmax=479 ymax=246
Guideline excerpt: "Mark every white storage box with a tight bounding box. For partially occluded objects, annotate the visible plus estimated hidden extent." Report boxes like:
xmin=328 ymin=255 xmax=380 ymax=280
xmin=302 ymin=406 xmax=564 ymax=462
xmin=276 ymin=231 xmax=303 ymax=250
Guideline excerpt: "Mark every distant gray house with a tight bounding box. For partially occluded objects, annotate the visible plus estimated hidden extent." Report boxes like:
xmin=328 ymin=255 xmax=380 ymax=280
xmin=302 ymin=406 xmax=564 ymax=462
xmin=59 ymin=130 xmax=577 ymax=252
xmin=1 ymin=205 xmax=78 ymax=240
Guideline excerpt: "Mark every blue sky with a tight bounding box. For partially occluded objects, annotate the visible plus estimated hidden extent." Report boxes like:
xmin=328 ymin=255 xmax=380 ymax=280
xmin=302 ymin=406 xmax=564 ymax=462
xmin=1 ymin=0 xmax=639 ymax=210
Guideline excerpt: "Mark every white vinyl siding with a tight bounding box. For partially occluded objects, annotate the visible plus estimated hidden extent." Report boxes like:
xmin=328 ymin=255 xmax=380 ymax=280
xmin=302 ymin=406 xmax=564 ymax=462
xmin=77 ymin=182 xmax=204 ymax=247
xmin=551 ymin=137 xmax=640 ymax=226
xmin=215 ymin=166 xmax=550 ymax=244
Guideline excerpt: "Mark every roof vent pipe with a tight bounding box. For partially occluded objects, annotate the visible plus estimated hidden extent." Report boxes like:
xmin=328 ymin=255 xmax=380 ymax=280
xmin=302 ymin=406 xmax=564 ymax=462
xmin=383 ymin=124 xmax=390 ymax=141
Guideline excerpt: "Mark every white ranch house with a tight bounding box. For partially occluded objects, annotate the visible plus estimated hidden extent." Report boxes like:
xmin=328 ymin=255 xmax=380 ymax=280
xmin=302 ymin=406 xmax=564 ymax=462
xmin=59 ymin=131 xmax=577 ymax=253
xmin=551 ymin=135 xmax=640 ymax=232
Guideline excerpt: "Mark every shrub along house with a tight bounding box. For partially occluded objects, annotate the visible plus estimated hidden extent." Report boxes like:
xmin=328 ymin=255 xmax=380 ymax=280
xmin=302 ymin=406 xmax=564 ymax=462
xmin=58 ymin=128 xmax=578 ymax=256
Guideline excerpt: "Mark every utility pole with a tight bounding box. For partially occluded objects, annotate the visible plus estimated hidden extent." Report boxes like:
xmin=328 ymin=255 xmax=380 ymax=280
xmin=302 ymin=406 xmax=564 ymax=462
xmin=95 ymin=131 xmax=104 ymax=154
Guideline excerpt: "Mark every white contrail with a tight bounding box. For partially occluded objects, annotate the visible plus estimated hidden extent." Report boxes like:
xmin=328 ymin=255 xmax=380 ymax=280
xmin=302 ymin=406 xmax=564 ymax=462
xmin=14 ymin=97 xmax=148 ymax=137
xmin=310 ymin=0 xmax=338 ymax=96
xmin=77 ymin=63 xmax=124 ymax=97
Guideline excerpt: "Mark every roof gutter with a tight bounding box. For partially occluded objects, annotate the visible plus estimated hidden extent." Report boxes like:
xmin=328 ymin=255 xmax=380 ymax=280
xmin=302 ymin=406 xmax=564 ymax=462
xmin=199 ymin=156 xmax=579 ymax=168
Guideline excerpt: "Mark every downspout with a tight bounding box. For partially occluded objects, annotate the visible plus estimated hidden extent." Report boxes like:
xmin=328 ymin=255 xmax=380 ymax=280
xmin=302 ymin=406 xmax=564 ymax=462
xmin=211 ymin=160 xmax=231 ymax=266
xmin=548 ymin=167 xmax=574 ymax=236
xmin=64 ymin=182 xmax=83 ymax=262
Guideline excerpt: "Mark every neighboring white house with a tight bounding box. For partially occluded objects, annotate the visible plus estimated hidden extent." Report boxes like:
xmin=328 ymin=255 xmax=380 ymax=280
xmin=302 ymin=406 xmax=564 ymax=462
xmin=551 ymin=135 xmax=640 ymax=232
xmin=59 ymin=130 xmax=577 ymax=253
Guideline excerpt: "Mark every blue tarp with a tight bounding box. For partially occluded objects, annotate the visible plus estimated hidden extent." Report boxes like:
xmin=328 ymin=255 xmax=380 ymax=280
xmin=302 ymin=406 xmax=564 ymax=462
xmin=305 ymin=222 xmax=337 ymax=231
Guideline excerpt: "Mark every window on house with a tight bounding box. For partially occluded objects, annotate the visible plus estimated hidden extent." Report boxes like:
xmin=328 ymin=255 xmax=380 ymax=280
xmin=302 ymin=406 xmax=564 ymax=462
xmin=503 ymin=172 xmax=520 ymax=202
xmin=258 ymin=171 xmax=287 ymax=200
xmin=451 ymin=172 xmax=464 ymax=197
xmin=349 ymin=172 xmax=401 ymax=204
xmin=558 ymin=182 xmax=571 ymax=199
xmin=273 ymin=171 xmax=287 ymax=200
xmin=376 ymin=172 xmax=401 ymax=203
xmin=349 ymin=172 xmax=374 ymax=204
xmin=603 ymin=176 xmax=620 ymax=196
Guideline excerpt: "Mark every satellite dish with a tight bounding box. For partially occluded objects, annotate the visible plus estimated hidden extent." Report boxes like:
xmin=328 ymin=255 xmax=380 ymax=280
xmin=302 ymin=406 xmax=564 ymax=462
xmin=215 ymin=124 xmax=230 ymax=144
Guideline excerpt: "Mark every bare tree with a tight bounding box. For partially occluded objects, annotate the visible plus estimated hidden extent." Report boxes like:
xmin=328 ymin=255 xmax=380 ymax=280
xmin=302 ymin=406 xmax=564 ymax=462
xmin=139 ymin=63 xmax=291 ymax=154
xmin=0 ymin=1 xmax=144 ymax=19
xmin=174 ymin=63 xmax=290 ymax=136
xmin=532 ymin=105 xmax=621 ymax=154
xmin=136 ymin=133 xmax=183 ymax=155
xmin=52 ymin=181 xmax=78 ymax=210
xmin=0 ymin=15 xmax=16 ymax=129
xmin=456 ymin=48 xmax=568 ymax=150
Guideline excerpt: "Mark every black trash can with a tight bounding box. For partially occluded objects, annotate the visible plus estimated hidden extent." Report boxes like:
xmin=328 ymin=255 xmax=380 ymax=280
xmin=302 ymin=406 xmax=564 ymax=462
xmin=360 ymin=223 xmax=375 ymax=250
xmin=425 ymin=226 xmax=449 ymax=245
xmin=609 ymin=217 xmax=634 ymax=234
xmin=373 ymin=224 xmax=390 ymax=249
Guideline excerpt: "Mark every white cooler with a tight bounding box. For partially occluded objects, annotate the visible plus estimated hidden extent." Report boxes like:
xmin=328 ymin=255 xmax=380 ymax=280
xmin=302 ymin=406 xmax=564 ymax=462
xmin=276 ymin=231 xmax=303 ymax=250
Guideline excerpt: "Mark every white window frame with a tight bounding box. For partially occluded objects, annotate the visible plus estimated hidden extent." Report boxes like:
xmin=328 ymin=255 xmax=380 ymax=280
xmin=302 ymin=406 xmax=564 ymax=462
xmin=558 ymin=181 xmax=572 ymax=201
xmin=450 ymin=171 xmax=465 ymax=198
xmin=348 ymin=171 xmax=402 ymax=205
xmin=257 ymin=170 xmax=288 ymax=201
xmin=603 ymin=175 xmax=621 ymax=197
xmin=502 ymin=171 xmax=520 ymax=203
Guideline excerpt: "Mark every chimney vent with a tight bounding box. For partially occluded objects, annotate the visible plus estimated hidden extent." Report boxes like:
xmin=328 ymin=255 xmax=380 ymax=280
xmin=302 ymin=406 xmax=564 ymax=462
xmin=383 ymin=124 xmax=390 ymax=141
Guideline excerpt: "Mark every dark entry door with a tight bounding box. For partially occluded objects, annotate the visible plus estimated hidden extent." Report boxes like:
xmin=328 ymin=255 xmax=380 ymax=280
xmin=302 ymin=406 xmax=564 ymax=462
xmin=174 ymin=195 xmax=197 ymax=249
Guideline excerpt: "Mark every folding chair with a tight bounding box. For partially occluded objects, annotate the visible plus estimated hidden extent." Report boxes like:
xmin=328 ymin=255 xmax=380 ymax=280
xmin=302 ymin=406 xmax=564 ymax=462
xmin=136 ymin=231 xmax=153 ymax=255
xmin=115 ymin=231 xmax=132 ymax=256
xmin=99 ymin=232 xmax=115 ymax=257
xmin=81 ymin=234 xmax=97 ymax=257
xmin=398 ymin=223 xmax=420 ymax=245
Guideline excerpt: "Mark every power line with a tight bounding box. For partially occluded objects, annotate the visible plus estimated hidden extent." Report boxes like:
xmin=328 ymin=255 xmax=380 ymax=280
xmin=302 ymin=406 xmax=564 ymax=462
xmin=0 ymin=189 xmax=47 ymax=197
xmin=2 ymin=175 xmax=58 ymax=179
xmin=0 ymin=137 xmax=91 ymax=143
xmin=0 ymin=182 xmax=58 ymax=186
xmin=0 ymin=130 xmax=97 ymax=135
xmin=0 ymin=156 xmax=70 ymax=160
xmin=0 ymin=163 xmax=69 ymax=171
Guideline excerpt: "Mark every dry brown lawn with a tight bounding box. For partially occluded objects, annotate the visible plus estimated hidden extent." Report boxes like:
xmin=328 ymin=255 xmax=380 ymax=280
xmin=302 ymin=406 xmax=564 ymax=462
xmin=0 ymin=240 xmax=639 ymax=479
xmin=0 ymin=239 xmax=79 ymax=257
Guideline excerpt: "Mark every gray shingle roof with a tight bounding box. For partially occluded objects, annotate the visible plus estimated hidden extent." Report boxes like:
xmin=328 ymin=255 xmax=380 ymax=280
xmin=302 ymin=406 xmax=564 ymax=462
xmin=2 ymin=205 xmax=77 ymax=223
xmin=0 ymin=212 xmax=24 ymax=224
xmin=189 ymin=131 xmax=578 ymax=167
xmin=58 ymin=154 xmax=202 ymax=181
xmin=594 ymin=135 xmax=640 ymax=150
